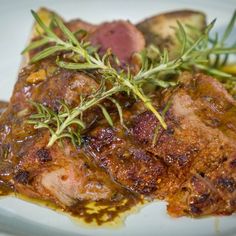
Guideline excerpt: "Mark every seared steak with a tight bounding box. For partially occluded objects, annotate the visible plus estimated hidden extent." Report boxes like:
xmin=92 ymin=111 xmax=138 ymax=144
xmin=0 ymin=59 xmax=140 ymax=223
xmin=85 ymin=72 xmax=236 ymax=216
xmin=0 ymin=9 xmax=235 ymax=224
xmin=0 ymin=15 xmax=146 ymax=223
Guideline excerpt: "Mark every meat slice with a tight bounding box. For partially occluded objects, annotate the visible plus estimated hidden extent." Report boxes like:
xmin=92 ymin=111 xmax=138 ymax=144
xmin=86 ymin=125 xmax=166 ymax=195
xmin=0 ymin=13 xmax=146 ymax=220
xmin=90 ymin=21 xmax=145 ymax=64
xmin=14 ymin=132 xmax=119 ymax=207
xmin=28 ymin=10 xmax=144 ymax=66
xmin=65 ymin=19 xmax=97 ymax=34
xmin=85 ymin=72 xmax=236 ymax=216
xmin=27 ymin=8 xmax=146 ymax=67
xmin=0 ymin=57 xmax=139 ymax=223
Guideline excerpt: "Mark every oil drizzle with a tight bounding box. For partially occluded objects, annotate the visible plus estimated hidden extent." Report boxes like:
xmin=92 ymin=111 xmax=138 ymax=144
xmin=4 ymin=192 xmax=145 ymax=228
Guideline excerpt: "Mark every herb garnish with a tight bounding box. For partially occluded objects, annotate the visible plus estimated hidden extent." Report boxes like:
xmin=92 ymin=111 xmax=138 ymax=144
xmin=24 ymin=10 xmax=236 ymax=147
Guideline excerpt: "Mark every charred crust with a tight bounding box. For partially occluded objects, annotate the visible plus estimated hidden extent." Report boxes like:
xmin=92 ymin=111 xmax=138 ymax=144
xmin=177 ymin=154 xmax=189 ymax=167
xmin=216 ymin=177 xmax=236 ymax=193
xmin=194 ymin=193 xmax=210 ymax=204
xmin=198 ymin=172 xmax=205 ymax=178
xmin=36 ymin=148 xmax=52 ymax=163
xmin=14 ymin=170 xmax=30 ymax=185
xmin=81 ymin=135 xmax=91 ymax=145
xmin=83 ymin=162 xmax=90 ymax=169
xmin=131 ymin=111 xmax=157 ymax=144
xmin=166 ymin=126 xmax=175 ymax=135
xmin=218 ymin=155 xmax=228 ymax=164
xmin=89 ymin=128 xmax=116 ymax=152
xmin=230 ymin=159 xmax=236 ymax=168
xmin=189 ymin=204 xmax=202 ymax=215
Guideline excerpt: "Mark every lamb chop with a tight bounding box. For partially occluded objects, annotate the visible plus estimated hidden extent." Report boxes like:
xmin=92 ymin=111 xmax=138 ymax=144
xmin=87 ymin=72 xmax=236 ymax=216
xmin=0 ymin=8 xmax=235 ymax=225
xmin=0 ymin=11 xmax=145 ymax=224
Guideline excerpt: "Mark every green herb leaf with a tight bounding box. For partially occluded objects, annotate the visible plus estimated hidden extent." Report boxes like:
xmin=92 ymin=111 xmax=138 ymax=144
xmin=108 ymin=97 xmax=127 ymax=129
xmin=176 ymin=20 xmax=187 ymax=54
xmin=53 ymin=15 xmax=79 ymax=46
xmin=196 ymin=64 xmax=233 ymax=78
xmin=56 ymin=60 xmax=101 ymax=70
xmin=31 ymin=10 xmax=59 ymax=40
xmin=30 ymin=45 xmax=66 ymax=63
xmin=221 ymin=10 xmax=236 ymax=44
xmin=21 ymin=37 xmax=49 ymax=54
xmin=98 ymin=104 xmax=114 ymax=127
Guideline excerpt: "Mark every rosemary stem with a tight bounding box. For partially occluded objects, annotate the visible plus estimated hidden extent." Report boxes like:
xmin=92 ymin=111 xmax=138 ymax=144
xmin=49 ymin=37 xmax=105 ymax=69
xmin=47 ymin=86 xmax=121 ymax=147
xmin=50 ymin=37 xmax=168 ymax=131
xmin=135 ymin=63 xmax=170 ymax=80
xmin=134 ymin=58 xmax=183 ymax=81
xmin=121 ymin=79 xmax=167 ymax=129
xmin=136 ymin=89 xmax=167 ymax=129
xmin=72 ymin=46 xmax=105 ymax=68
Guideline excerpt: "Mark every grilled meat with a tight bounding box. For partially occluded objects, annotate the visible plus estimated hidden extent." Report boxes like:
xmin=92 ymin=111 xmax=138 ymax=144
xmin=0 ymin=8 xmax=235 ymax=223
xmin=0 ymin=13 xmax=146 ymax=222
xmin=90 ymin=21 xmax=145 ymax=64
xmin=0 ymin=59 xmax=140 ymax=223
xmin=85 ymin=72 xmax=236 ymax=216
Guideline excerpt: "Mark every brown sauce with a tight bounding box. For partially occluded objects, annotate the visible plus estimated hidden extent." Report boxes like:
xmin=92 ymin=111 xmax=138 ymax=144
xmin=0 ymin=190 xmax=144 ymax=227
xmin=0 ymin=126 xmax=143 ymax=227
xmin=68 ymin=196 xmax=143 ymax=226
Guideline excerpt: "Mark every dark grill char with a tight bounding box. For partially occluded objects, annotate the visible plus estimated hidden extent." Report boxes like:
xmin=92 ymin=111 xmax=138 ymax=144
xmin=36 ymin=148 xmax=52 ymax=163
xmin=14 ymin=171 xmax=30 ymax=185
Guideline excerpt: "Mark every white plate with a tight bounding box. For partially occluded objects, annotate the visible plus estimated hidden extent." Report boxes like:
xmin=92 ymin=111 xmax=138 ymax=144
xmin=0 ymin=0 xmax=236 ymax=236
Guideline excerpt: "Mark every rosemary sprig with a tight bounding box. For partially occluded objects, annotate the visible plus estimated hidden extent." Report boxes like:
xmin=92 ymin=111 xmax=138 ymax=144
xmin=29 ymin=86 xmax=121 ymax=147
xmin=24 ymin=10 xmax=236 ymax=147
xmin=209 ymin=10 xmax=236 ymax=68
